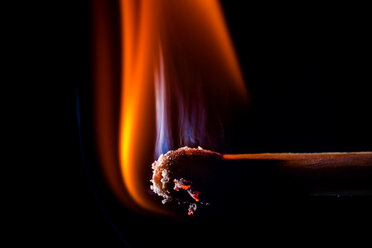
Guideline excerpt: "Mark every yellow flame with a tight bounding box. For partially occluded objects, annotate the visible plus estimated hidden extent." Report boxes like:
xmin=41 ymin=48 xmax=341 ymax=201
xmin=119 ymin=0 xmax=159 ymax=211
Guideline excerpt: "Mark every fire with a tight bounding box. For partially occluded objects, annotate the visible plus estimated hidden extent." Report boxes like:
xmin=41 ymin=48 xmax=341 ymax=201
xmin=93 ymin=0 xmax=248 ymax=214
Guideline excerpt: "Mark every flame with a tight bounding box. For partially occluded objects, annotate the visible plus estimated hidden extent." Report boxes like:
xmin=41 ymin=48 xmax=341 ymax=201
xmin=93 ymin=0 xmax=248 ymax=214
xmin=92 ymin=0 xmax=131 ymax=206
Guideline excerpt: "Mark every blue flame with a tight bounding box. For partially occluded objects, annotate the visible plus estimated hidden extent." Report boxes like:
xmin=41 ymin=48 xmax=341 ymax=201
xmin=177 ymin=83 xmax=206 ymax=148
xmin=154 ymin=51 xmax=172 ymax=156
xmin=153 ymin=46 xmax=241 ymax=158
xmin=154 ymin=48 xmax=210 ymax=158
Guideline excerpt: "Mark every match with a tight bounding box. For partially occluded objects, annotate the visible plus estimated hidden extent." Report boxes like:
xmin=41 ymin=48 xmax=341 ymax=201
xmin=150 ymin=147 xmax=372 ymax=215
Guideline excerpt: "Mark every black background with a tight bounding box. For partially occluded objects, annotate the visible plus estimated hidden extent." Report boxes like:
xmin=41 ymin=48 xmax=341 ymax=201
xmin=16 ymin=0 xmax=372 ymax=246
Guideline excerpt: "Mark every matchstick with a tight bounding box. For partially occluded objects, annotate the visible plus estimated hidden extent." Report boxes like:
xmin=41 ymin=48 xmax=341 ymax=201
xmin=222 ymin=152 xmax=372 ymax=167
xmin=150 ymin=147 xmax=372 ymax=215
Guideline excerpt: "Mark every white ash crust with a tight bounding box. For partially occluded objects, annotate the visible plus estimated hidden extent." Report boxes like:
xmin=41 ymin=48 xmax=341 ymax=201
xmin=150 ymin=153 xmax=173 ymax=204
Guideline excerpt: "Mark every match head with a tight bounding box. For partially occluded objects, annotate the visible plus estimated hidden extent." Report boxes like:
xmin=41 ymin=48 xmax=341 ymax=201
xmin=150 ymin=146 xmax=222 ymax=215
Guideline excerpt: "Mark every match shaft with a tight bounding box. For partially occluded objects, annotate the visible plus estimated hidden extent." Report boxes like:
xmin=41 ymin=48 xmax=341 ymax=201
xmin=222 ymin=152 xmax=372 ymax=168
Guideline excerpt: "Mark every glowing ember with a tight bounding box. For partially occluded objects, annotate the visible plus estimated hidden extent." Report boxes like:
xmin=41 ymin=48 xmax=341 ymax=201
xmin=188 ymin=203 xmax=197 ymax=216
xmin=174 ymin=179 xmax=200 ymax=202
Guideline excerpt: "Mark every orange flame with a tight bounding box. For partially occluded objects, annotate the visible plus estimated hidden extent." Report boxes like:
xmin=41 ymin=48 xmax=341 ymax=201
xmin=92 ymin=0 xmax=131 ymax=207
xmin=93 ymin=0 xmax=248 ymax=214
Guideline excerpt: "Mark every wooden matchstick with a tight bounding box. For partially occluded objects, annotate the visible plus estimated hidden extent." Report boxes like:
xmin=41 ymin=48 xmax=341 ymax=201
xmin=150 ymin=147 xmax=372 ymax=215
xmin=222 ymin=152 xmax=372 ymax=168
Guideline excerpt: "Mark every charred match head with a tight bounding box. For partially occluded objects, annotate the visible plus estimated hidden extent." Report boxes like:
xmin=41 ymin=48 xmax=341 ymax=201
xmin=150 ymin=146 xmax=223 ymax=215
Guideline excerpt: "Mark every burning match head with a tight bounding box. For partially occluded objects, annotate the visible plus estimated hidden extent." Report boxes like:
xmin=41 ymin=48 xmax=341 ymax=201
xmin=150 ymin=146 xmax=222 ymax=215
